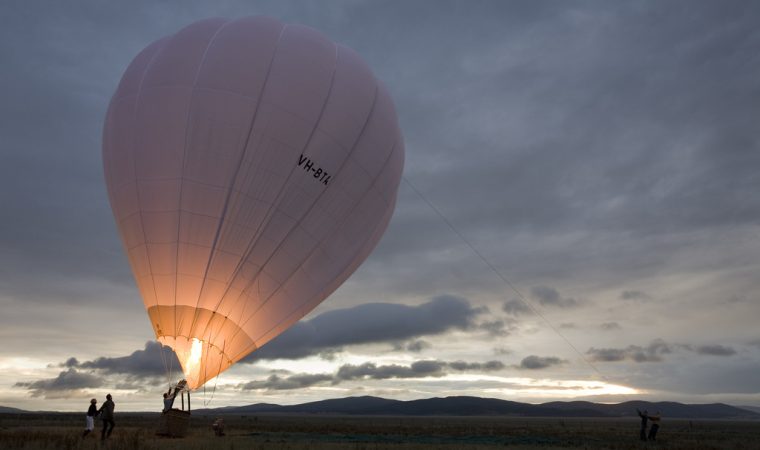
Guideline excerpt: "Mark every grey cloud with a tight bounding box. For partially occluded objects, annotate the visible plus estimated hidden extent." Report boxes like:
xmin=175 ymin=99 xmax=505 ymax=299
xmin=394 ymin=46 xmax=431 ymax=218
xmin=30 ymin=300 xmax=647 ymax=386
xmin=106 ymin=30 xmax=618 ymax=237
xmin=406 ymin=340 xmax=431 ymax=352
xmin=724 ymin=294 xmax=752 ymax=304
xmin=518 ymin=355 xmax=565 ymax=370
xmin=586 ymin=348 xmax=627 ymax=362
xmin=449 ymin=360 xmax=505 ymax=371
xmin=672 ymin=344 xmax=737 ymax=357
xmin=620 ymin=290 xmax=651 ymax=301
xmin=409 ymin=360 xmax=446 ymax=376
xmin=337 ymin=361 xmax=446 ymax=381
xmin=485 ymin=360 xmax=506 ymax=371
xmin=318 ymin=349 xmax=340 ymax=361
xmin=59 ymin=357 xmax=80 ymax=368
xmin=530 ymin=286 xmax=579 ymax=308
xmin=479 ymin=320 xmax=511 ymax=337
xmin=71 ymin=341 xmax=179 ymax=378
xmin=335 ymin=359 xmax=504 ymax=381
xmin=391 ymin=339 xmax=433 ymax=353
xmin=239 ymin=373 xmax=334 ymax=391
xmin=614 ymin=359 xmax=760 ymax=396
xmin=694 ymin=345 xmax=736 ymax=356
xmin=240 ymin=358 xmax=505 ymax=391
xmin=244 ymin=295 xmax=483 ymax=361
xmin=15 ymin=369 xmax=103 ymax=398
xmin=20 ymin=342 xmax=184 ymax=397
xmin=502 ymin=299 xmax=533 ymax=316
xmin=587 ymin=339 xmax=673 ymax=363
xmin=600 ymin=322 xmax=622 ymax=331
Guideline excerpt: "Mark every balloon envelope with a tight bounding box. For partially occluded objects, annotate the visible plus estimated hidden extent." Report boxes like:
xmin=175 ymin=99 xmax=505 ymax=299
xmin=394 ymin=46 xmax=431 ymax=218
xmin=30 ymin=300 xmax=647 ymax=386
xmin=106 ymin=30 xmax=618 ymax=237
xmin=103 ymin=17 xmax=404 ymax=389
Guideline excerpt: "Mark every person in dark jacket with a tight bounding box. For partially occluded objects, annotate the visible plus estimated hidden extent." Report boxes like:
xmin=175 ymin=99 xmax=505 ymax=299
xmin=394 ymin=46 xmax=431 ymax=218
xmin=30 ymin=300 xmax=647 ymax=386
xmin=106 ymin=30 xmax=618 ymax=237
xmin=98 ymin=394 xmax=115 ymax=440
xmin=636 ymin=409 xmax=648 ymax=441
xmin=82 ymin=398 xmax=98 ymax=437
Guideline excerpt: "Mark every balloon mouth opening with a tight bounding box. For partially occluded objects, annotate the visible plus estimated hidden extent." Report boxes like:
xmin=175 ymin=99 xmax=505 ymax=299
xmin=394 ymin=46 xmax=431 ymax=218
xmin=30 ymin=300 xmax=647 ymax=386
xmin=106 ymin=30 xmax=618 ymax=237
xmin=149 ymin=306 xmax=255 ymax=390
xmin=161 ymin=336 xmax=215 ymax=390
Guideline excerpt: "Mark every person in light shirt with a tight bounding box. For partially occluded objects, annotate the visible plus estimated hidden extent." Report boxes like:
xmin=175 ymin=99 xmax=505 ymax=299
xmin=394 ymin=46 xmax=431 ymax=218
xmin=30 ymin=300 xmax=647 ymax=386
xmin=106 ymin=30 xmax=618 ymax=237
xmin=81 ymin=398 xmax=98 ymax=437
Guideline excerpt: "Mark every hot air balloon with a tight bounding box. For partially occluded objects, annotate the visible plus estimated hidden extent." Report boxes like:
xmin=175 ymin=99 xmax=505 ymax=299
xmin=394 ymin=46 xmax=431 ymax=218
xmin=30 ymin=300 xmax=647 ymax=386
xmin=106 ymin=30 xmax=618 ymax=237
xmin=102 ymin=16 xmax=404 ymax=389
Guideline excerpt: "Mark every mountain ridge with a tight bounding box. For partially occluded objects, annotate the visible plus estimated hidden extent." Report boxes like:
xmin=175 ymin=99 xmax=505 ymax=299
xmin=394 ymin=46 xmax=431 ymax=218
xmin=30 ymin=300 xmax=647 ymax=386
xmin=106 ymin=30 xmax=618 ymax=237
xmin=192 ymin=395 xmax=760 ymax=419
xmin=3 ymin=396 xmax=757 ymax=418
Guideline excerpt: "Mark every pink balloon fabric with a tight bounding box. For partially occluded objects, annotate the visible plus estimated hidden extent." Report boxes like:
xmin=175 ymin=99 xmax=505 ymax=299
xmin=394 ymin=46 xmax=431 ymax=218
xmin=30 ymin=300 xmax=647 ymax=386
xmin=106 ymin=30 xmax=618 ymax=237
xmin=103 ymin=16 xmax=404 ymax=388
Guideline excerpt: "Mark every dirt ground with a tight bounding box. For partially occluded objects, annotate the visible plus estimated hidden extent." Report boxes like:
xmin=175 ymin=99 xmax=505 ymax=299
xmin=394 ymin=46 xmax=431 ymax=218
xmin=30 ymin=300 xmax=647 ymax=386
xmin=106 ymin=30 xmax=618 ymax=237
xmin=1 ymin=412 xmax=758 ymax=449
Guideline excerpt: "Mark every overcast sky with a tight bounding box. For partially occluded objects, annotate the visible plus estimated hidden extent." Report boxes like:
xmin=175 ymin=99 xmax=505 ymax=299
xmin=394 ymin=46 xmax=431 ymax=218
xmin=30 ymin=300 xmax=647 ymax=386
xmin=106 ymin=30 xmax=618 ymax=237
xmin=1 ymin=0 xmax=759 ymax=412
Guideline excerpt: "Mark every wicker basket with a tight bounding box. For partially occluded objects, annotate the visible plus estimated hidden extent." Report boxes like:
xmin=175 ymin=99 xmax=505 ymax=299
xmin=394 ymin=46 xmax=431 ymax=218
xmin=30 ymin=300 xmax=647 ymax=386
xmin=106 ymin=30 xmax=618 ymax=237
xmin=156 ymin=409 xmax=190 ymax=437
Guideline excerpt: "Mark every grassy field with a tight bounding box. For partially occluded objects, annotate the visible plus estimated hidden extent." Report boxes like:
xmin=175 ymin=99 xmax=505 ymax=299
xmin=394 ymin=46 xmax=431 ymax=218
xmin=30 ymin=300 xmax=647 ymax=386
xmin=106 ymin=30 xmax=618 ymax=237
xmin=1 ymin=412 xmax=758 ymax=449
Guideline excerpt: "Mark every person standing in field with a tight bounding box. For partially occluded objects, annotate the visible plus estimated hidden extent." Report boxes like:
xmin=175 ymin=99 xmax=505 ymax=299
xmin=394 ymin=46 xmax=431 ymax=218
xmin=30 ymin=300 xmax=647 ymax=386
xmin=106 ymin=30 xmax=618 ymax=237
xmin=98 ymin=393 xmax=115 ymax=440
xmin=636 ymin=409 xmax=649 ymax=441
xmin=647 ymin=411 xmax=661 ymax=441
xmin=81 ymin=398 xmax=98 ymax=437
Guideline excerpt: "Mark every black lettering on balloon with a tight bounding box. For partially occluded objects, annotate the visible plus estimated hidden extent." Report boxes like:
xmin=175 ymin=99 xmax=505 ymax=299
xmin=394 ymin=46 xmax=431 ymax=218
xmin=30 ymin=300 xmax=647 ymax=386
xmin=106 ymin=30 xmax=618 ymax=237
xmin=297 ymin=154 xmax=331 ymax=186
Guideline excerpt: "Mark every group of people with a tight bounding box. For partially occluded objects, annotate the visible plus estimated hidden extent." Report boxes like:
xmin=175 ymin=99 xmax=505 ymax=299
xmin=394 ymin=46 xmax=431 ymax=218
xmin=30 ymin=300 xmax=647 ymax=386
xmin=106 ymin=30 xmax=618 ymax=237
xmin=82 ymin=394 xmax=115 ymax=440
xmin=637 ymin=409 xmax=661 ymax=441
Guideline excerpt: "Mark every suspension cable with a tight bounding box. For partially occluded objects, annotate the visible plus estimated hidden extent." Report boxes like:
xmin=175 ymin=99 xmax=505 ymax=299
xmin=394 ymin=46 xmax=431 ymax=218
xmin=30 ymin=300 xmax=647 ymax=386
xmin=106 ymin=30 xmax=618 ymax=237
xmin=402 ymin=176 xmax=608 ymax=381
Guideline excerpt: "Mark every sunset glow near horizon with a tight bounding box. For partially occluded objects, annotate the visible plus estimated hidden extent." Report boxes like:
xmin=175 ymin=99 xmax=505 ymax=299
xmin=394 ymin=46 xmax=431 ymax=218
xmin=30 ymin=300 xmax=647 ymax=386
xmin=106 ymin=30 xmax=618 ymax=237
xmin=1 ymin=0 xmax=760 ymax=412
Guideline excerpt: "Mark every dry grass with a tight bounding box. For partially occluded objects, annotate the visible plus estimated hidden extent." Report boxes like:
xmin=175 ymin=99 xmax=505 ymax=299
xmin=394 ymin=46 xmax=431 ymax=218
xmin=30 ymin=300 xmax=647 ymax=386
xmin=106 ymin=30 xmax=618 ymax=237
xmin=1 ymin=413 xmax=758 ymax=449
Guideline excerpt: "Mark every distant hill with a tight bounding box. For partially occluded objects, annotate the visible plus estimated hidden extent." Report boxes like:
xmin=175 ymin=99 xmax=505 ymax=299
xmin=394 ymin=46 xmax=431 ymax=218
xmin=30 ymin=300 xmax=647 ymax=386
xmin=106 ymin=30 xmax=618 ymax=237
xmin=0 ymin=406 xmax=28 ymax=413
xmin=740 ymin=405 xmax=760 ymax=414
xmin=194 ymin=396 xmax=760 ymax=419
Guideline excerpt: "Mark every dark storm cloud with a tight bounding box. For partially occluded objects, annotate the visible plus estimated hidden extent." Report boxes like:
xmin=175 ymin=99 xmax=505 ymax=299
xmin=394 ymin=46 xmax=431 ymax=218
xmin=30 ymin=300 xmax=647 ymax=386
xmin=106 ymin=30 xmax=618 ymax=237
xmin=243 ymin=295 xmax=483 ymax=361
xmin=587 ymin=339 xmax=673 ymax=363
xmin=1 ymin=0 xmax=755 ymax=308
xmin=0 ymin=2 xmax=756 ymax=291
xmin=239 ymin=359 xmax=505 ymax=391
xmin=530 ymin=286 xmax=579 ymax=308
xmin=364 ymin=0 xmax=760 ymax=295
xmin=15 ymin=369 xmax=103 ymax=398
xmin=518 ymin=355 xmax=565 ymax=370
xmin=67 ymin=341 xmax=179 ymax=378
xmin=0 ymin=3 xmax=145 ymax=307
